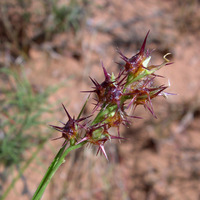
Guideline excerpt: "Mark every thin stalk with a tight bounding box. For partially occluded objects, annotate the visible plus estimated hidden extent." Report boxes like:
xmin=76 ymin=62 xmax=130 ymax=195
xmin=32 ymin=141 xmax=86 ymax=200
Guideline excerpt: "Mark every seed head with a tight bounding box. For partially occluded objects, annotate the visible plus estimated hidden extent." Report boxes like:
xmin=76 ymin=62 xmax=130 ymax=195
xmin=77 ymin=123 xmax=125 ymax=160
xmin=50 ymin=104 xmax=89 ymax=145
xmin=51 ymin=31 xmax=173 ymax=160
xmin=117 ymin=30 xmax=151 ymax=76
xmin=89 ymin=63 xmax=124 ymax=111
xmin=126 ymin=78 xmax=168 ymax=117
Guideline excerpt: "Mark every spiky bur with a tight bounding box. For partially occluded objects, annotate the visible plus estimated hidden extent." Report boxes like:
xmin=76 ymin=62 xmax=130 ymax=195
xmin=85 ymin=63 xmax=124 ymax=113
xmin=50 ymin=104 xmax=90 ymax=146
xmin=117 ymin=30 xmax=151 ymax=77
xmin=51 ymin=31 xmax=172 ymax=160
xmin=76 ymin=123 xmax=125 ymax=160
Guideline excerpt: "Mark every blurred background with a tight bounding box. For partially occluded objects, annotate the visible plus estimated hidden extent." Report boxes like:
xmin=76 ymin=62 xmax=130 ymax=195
xmin=0 ymin=0 xmax=200 ymax=199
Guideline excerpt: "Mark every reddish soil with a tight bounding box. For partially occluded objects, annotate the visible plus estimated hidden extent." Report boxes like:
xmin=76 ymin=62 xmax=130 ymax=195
xmin=2 ymin=0 xmax=200 ymax=200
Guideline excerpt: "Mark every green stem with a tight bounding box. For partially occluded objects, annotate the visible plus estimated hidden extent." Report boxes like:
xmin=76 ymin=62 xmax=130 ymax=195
xmin=32 ymin=141 xmax=86 ymax=200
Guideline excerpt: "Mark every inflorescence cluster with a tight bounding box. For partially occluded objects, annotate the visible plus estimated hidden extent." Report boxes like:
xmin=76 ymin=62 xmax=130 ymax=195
xmin=50 ymin=31 xmax=172 ymax=160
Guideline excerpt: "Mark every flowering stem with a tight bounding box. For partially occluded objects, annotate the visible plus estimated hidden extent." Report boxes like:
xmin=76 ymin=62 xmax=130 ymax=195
xmin=32 ymin=96 xmax=90 ymax=200
xmin=32 ymin=141 xmax=86 ymax=200
xmin=32 ymin=32 xmax=172 ymax=199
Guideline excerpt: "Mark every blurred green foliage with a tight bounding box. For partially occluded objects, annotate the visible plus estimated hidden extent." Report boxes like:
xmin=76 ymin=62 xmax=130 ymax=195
xmin=52 ymin=0 xmax=87 ymax=32
xmin=0 ymin=67 xmax=56 ymax=167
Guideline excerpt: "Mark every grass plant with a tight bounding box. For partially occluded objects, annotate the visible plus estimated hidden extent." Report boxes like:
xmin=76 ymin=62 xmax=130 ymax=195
xmin=32 ymin=31 xmax=173 ymax=199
